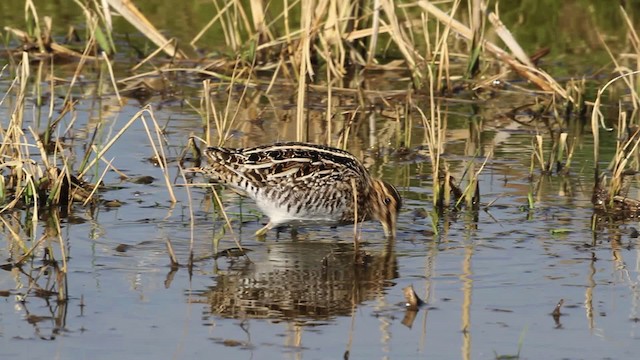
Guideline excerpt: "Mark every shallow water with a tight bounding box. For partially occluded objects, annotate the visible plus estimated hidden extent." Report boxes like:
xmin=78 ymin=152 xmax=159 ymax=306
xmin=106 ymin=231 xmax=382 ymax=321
xmin=2 ymin=90 xmax=639 ymax=360
xmin=2 ymin=2 xmax=640 ymax=360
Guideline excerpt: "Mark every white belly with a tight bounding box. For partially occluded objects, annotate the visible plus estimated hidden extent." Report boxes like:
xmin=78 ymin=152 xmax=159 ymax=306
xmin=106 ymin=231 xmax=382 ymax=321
xmin=253 ymin=189 xmax=346 ymax=227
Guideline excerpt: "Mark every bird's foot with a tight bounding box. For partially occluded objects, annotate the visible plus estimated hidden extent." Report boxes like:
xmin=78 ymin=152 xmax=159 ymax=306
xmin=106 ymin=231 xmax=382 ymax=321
xmin=255 ymin=223 xmax=271 ymax=241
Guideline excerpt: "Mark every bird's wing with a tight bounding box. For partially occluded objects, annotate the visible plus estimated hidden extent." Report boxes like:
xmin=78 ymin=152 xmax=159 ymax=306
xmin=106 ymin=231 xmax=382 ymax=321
xmin=203 ymin=143 xmax=371 ymax=202
xmin=238 ymin=143 xmax=369 ymax=189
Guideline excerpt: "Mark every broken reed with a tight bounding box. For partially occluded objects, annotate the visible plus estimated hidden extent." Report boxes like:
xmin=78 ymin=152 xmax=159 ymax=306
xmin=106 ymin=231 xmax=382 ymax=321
xmin=531 ymin=131 xmax=574 ymax=176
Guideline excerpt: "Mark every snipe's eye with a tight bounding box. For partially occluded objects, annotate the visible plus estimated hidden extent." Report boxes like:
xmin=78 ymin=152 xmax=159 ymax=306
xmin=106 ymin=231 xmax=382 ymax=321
xmin=383 ymin=197 xmax=392 ymax=205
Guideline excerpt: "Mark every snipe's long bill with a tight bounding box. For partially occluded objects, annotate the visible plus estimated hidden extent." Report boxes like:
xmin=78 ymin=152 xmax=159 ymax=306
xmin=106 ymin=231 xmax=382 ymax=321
xmin=199 ymin=142 xmax=401 ymax=238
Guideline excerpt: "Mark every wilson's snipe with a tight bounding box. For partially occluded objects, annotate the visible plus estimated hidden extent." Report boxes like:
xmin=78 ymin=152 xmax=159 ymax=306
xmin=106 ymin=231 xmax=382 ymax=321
xmin=199 ymin=142 xmax=401 ymax=237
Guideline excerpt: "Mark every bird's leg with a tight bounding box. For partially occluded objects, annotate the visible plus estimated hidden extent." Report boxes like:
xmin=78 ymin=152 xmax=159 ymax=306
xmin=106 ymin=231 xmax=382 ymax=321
xmin=255 ymin=222 xmax=272 ymax=240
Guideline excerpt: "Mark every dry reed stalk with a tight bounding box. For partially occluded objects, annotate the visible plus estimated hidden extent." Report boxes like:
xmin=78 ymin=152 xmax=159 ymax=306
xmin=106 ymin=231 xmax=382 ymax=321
xmin=0 ymin=215 xmax=29 ymax=253
xmin=165 ymin=239 xmax=179 ymax=267
xmin=401 ymin=94 xmax=412 ymax=148
xmin=59 ymin=10 xmax=100 ymax=107
xmin=130 ymin=38 xmax=180 ymax=72
xmin=96 ymin=154 xmax=128 ymax=179
xmin=344 ymin=23 xmax=395 ymax=42
xmin=294 ymin=0 xmax=314 ymax=142
xmin=608 ymin=111 xmax=640 ymax=196
xmin=326 ymin=64 xmax=333 ymax=146
xmin=234 ymin=1 xmax=255 ymax=49
xmin=208 ymin=186 xmax=246 ymax=256
xmin=556 ymin=132 xmax=568 ymax=169
xmin=416 ymin=65 xmax=443 ymax=207
xmin=203 ymin=80 xmax=213 ymax=146
xmin=76 ymin=107 xmax=176 ymax=202
xmin=73 ymin=0 xmax=111 ymax=54
xmin=249 ymin=0 xmax=265 ymax=31
xmin=100 ymin=0 xmax=112 ymax=30
xmin=433 ymin=0 xmax=462 ymax=91
xmin=220 ymin=0 xmax=238 ymax=50
xmin=25 ymin=0 xmax=45 ymax=51
xmin=619 ymin=6 xmax=640 ymax=104
xmin=381 ymin=0 xmax=422 ymax=81
xmin=457 ymin=153 xmax=490 ymax=208
xmin=29 ymin=127 xmax=62 ymax=205
xmin=337 ymin=109 xmax=360 ymax=149
xmin=1 ymin=53 xmax=29 ymax=157
xmin=590 ymin=72 xmax=640 ymax=169
xmin=561 ymin=132 xmax=577 ymax=171
xmin=487 ymin=11 xmax=534 ymax=68
xmin=399 ymin=4 xmax=416 ymax=52
xmin=101 ymin=52 xmax=122 ymax=105
xmin=81 ymin=156 xmax=113 ymax=206
xmin=596 ymin=26 xmax=640 ymax=110
xmin=206 ymin=58 xmax=255 ymax=146
xmin=367 ymin=0 xmax=382 ymax=67
xmin=533 ymin=134 xmax=546 ymax=173
xmin=191 ymin=0 xmax=235 ymax=48
xmin=249 ymin=0 xmax=274 ymax=44
xmin=105 ymin=0 xmax=184 ymax=58
xmin=442 ymin=167 xmax=451 ymax=207
xmin=465 ymin=0 xmax=484 ymax=77
xmin=265 ymin=57 xmax=284 ymax=94
xmin=367 ymin=111 xmax=376 ymax=149
xmin=470 ymin=0 xmax=482 ymax=38
xmin=119 ymin=67 xmax=239 ymax=86
xmin=89 ymin=0 xmax=116 ymax=53
xmin=420 ymin=12 xmax=432 ymax=61
xmin=316 ymin=10 xmax=344 ymax=79
xmin=34 ymin=59 xmax=44 ymax=110
xmin=0 ymin=55 xmax=33 ymax=216
xmin=178 ymin=168 xmax=196 ymax=266
xmin=78 ymin=107 xmax=141 ymax=175
xmin=14 ymin=234 xmax=49 ymax=267
xmin=590 ymin=70 xmax=640 ymax=198
xmin=0 ymin=163 xmax=31 ymax=215
xmin=139 ymin=111 xmax=176 ymax=203
xmin=621 ymin=6 xmax=640 ymax=54
xmin=49 ymin=210 xmax=68 ymax=274
xmin=350 ymin=178 xmax=360 ymax=247
xmin=0 ymin=175 xmax=5 ymax=205
xmin=418 ymin=1 xmax=567 ymax=98
xmin=206 ymin=0 xmax=252 ymax=52
xmin=283 ymin=0 xmax=293 ymax=48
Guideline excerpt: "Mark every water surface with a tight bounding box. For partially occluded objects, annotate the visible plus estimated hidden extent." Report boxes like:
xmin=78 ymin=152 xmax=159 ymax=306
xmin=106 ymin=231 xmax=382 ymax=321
xmin=1 ymin=2 xmax=640 ymax=359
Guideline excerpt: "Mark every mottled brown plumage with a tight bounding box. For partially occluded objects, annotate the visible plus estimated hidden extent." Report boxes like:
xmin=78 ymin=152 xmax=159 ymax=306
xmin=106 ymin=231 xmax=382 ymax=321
xmin=200 ymin=142 xmax=401 ymax=237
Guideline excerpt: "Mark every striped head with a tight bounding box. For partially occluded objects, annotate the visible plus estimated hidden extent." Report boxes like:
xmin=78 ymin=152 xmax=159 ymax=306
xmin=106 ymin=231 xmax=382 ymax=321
xmin=369 ymin=180 xmax=402 ymax=238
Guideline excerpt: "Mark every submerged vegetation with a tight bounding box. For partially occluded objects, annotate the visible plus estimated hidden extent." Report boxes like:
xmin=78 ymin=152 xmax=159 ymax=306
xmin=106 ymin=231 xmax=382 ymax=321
xmin=1 ymin=2 xmax=640 ymax=348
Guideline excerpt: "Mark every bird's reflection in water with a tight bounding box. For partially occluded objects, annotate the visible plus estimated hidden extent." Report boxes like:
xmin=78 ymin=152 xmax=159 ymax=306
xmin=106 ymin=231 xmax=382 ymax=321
xmin=193 ymin=239 xmax=398 ymax=322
